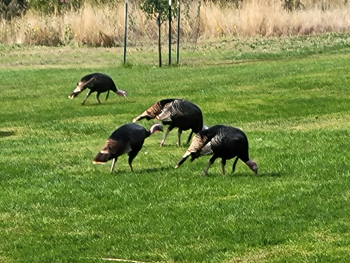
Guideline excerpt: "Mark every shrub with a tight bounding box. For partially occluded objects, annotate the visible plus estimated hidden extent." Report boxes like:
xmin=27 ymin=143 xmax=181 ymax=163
xmin=27 ymin=0 xmax=123 ymax=14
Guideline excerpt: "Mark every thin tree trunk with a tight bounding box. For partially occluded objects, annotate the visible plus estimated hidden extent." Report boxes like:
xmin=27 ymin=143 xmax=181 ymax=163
xmin=157 ymin=15 xmax=162 ymax=67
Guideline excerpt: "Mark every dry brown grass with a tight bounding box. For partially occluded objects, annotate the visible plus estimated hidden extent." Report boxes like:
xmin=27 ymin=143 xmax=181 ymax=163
xmin=223 ymin=0 xmax=350 ymax=36
xmin=1 ymin=0 xmax=350 ymax=46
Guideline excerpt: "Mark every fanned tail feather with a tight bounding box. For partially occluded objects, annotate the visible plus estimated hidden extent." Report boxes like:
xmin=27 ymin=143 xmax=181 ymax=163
xmin=175 ymin=134 xmax=209 ymax=168
xmin=175 ymin=151 xmax=192 ymax=168
xmin=133 ymin=102 xmax=163 ymax=122
xmin=93 ymin=139 xmax=116 ymax=164
xmin=133 ymin=110 xmax=148 ymax=122
xmin=93 ymin=151 xmax=111 ymax=164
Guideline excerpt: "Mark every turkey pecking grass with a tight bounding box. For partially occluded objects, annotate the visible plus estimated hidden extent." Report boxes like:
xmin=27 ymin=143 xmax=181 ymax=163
xmin=132 ymin=98 xmax=203 ymax=147
xmin=175 ymin=125 xmax=258 ymax=176
xmin=93 ymin=123 xmax=163 ymax=173
xmin=68 ymin=72 xmax=127 ymax=105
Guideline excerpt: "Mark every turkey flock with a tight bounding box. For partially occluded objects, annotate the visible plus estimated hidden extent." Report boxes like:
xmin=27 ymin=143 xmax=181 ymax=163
xmin=69 ymin=72 xmax=258 ymax=176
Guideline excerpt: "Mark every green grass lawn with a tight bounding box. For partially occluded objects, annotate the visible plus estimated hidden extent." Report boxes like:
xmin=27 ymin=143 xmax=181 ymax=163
xmin=1 ymin=34 xmax=350 ymax=263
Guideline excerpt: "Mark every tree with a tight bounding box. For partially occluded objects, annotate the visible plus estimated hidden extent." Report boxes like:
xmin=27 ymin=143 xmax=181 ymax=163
xmin=139 ymin=0 xmax=177 ymax=67
xmin=0 ymin=0 xmax=28 ymax=20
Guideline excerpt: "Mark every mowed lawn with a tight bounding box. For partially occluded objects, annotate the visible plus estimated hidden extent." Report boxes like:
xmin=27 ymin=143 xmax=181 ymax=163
xmin=1 ymin=35 xmax=350 ymax=262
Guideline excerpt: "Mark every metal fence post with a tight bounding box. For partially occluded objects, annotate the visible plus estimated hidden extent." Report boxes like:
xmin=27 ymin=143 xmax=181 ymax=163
xmin=176 ymin=0 xmax=180 ymax=64
xmin=123 ymin=0 xmax=128 ymax=64
xmin=169 ymin=0 xmax=172 ymax=65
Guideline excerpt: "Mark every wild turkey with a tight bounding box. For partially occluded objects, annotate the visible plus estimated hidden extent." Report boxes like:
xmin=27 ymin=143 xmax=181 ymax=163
xmin=132 ymin=98 xmax=203 ymax=146
xmin=93 ymin=123 xmax=163 ymax=173
xmin=175 ymin=125 xmax=258 ymax=176
xmin=68 ymin=73 xmax=127 ymax=105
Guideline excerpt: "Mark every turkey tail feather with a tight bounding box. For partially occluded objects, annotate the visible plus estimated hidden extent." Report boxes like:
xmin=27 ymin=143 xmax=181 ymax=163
xmin=133 ymin=110 xmax=150 ymax=122
xmin=133 ymin=101 xmax=164 ymax=122
xmin=93 ymin=151 xmax=110 ymax=164
xmin=176 ymin=134 xmax=207 ymax=168
xmin=175 ymin=151 xmax=192 ymax=168
xmin=175 ymin=156 xmax=189 ymax=168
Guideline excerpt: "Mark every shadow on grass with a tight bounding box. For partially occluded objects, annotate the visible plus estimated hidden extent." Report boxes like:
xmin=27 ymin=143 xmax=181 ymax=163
xmin=133 ymin=166 xmax=172 ymax=174
xmin=0 ymin=131 xmax=15 ymax=137
xmin=77 ymin=99 xmax=136 ymax=107
xmin=102 ymin=166 xmax=172 ymax=175
xmin=199 ymin=170 xmax=283 ymax=178
xmin=156 ymin=144 xmax=189 ymax=149
xmin=231 ymin=171 xmax=283 ymax=178
xmin=258 ymin=171 xmax=283 ymax=177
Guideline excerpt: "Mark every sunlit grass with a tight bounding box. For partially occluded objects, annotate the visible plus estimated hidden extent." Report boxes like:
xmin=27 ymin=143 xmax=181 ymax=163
xmin=1 ymin=36 xmax=350 ymax=262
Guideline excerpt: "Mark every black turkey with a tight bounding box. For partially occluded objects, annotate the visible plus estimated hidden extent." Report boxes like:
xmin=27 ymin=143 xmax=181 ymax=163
xmin=132 ymin=98 xmax=203 ymax=146
xmin=175 ymin=125 xmax=258 ymax=176
xmin=68 ymin=73 xmax=127 ymax=105
xmin=93 ymin=123 xmax=163 ymax=173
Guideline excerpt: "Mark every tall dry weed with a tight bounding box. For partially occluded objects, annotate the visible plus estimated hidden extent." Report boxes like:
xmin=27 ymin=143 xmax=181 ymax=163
xmin=200 ymin=0 xmax=350 ymax=37
xmin=0 ymin=0 xmax=350 ymax=46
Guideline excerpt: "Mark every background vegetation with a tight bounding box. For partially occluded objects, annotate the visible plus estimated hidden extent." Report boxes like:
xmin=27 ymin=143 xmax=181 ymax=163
xmin=1 ymin=33 xmax=350 ymax=262
xmin=1 ymin=0 xmax=350 ymax=47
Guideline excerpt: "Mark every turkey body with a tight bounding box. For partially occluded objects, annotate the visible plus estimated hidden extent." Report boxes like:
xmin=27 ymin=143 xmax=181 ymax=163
xmin=175 ymin=125 xmax=258 ymax=176
xmin=68 ymin=73 xmax=127 ymax=105
xmin=133 ymin=98 xmax=203 ymax=146
xmin=93 ymin=123 xmax=163 ymax=173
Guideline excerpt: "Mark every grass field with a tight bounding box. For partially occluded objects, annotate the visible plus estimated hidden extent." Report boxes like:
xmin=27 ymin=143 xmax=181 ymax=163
xmin=1 ymin=34 xmax=350 ymax=262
